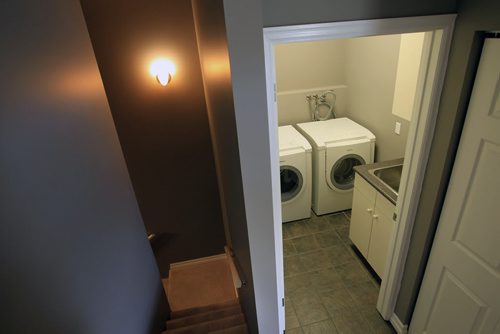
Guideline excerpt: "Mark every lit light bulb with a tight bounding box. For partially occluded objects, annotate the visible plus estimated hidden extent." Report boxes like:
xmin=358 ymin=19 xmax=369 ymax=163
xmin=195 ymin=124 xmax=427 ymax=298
xmin=149 ymin=58 xmax=176 ymax=86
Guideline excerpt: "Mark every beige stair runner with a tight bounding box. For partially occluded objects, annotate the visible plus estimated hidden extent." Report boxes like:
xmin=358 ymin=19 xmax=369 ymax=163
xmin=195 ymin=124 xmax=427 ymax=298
xmin=162 ymin=254 xmax=247 ymax=333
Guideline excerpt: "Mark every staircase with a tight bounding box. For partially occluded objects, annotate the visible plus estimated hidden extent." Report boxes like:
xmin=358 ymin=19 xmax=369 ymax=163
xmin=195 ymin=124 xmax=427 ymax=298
xmin=162 ymin=252 xmax=247 ymax=333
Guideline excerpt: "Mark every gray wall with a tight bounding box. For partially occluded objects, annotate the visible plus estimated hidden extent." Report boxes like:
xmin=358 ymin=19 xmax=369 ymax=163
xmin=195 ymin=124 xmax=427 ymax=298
xmin=80 ymin=0 xmax=226 ymax=275
xmin=191 ymin=0 xmax=257 ymax=332
xmin=263 ymin=0 xmax=457 ymax=27
xmin=395 ymin=0 xmax=500 ymax=324
xmin=223 ymin=0 xmax=283 ymax=332
xmin=0 ymin=1 xmax=166 ymax=333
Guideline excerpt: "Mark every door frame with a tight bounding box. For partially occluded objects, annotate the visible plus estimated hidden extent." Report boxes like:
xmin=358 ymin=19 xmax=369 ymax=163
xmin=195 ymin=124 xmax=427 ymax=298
xmin=262 ymin=14 xmax=456 ymax=330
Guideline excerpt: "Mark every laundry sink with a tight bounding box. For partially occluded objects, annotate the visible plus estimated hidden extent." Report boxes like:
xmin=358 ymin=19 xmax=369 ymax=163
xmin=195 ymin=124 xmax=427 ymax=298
xmin=368 ymin=164 xmax=403 ymax=195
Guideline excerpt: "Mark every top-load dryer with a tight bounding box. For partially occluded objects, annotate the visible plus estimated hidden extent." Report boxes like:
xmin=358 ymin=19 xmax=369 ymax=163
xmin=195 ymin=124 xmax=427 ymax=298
xmin=295 ymin=118 xmax=375 ymax=215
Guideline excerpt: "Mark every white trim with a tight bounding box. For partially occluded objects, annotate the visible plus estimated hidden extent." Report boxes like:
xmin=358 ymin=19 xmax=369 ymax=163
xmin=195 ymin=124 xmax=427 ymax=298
xmin=265 ymin=34 xmax=286 ymax=334
xmin=224 ymin=246 xmax=243 ymax=290
xmin=276 ymin=84 xmax=347 ymax=96
xmin=263 ymin=15 xmax=456 ymax=43
xmin=390 ymin=313 xmax=409 ymax=334
xmin=377 ymin=21 xmax=454 ymax=320
xmin=169 ymin=253 xmax=227 ymax=270
xmin=263 ymin=14 xmax=456 ymax=325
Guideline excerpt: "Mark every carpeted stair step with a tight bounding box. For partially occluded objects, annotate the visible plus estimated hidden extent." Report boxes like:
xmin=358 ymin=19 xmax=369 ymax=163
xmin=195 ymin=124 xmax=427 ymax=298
xmin=166 ymin=304 xmax=241 ymax=329
xmin=163 ymin=313 xmax=245 ymax=334
xmin=170 ymin=299 xmax=240 ymax=319
xmin=167 ymin=256 xmax=237 ymax=313
xmin=209 ymin=324 xmax=248 ymax=334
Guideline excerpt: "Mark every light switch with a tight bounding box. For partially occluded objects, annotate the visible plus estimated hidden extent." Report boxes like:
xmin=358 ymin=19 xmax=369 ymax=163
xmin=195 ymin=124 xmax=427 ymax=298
xmin=395 ymin=121 xmax=401 ymax=135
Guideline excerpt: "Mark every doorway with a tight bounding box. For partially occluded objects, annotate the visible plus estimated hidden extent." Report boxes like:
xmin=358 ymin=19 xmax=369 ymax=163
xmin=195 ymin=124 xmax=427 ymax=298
xmin=263 ymin=14 xmax=456 ymax=332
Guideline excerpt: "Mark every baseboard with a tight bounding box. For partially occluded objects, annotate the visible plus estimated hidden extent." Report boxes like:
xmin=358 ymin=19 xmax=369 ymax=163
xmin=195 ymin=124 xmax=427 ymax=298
xmin=224 ymin=246 xmax=242 ymax=291
xmin=390 ymin=313 xmax=408 ymax=334
xmin=170 ymin=253 xmax=227 ymax=270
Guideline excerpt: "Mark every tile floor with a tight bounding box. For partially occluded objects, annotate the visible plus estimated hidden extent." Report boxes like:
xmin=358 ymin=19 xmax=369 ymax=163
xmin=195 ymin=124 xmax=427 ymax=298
xmin=283 ymin=211 xmax=395 ymax=334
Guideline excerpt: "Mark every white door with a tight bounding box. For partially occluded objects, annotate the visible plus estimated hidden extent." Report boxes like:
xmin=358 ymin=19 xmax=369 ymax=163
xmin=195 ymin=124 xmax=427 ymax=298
xmin=410 ymin=38 xmax=500 ymax=333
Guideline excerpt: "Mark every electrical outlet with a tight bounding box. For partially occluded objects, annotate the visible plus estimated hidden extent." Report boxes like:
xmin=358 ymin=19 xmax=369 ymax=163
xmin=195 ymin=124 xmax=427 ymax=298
xmin=395 ymin=121 xmax=401 ymax=135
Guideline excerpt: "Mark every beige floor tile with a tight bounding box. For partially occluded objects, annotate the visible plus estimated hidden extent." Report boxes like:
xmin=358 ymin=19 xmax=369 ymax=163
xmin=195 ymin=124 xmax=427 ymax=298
xmin=283 ymin=210 xmax=394 ymax=334
xmin=284 ymin=239 xmax=298 ymax=257
xmin=292 ymin=235 xmax=320 ymax=253
xmin=323 ymin=244 xmax=356 ymax=267
xmin=335 ymin=262 xmax=372 ymax=287
xmin=286 ymin=311 xmax=301 ymax=330
xmin=330 ymin=306 xmax=372 ymax=334
xmin=306 ymin=216 xmax=332 ymax=233
xmin=285 ymin=301 xmax=300 ymax=331
xmin=324 ymin=213 xmax=350 ymax=228
xmin=284 ymin=220 xmax=310 ymax=239
xmin=347 ymin=281 xmax=379 ymax=306
xmin=294 ymin=303 xmax=330 ymax=326
xmin=285 ymin=272 xmax=313 ymax=294
xmin=357 ymin=305 xmax=396 ymax=334
xmin=302 ymin=319 xmax=338 ymax=334
xmin=321 ymin=288 xmax=356 ymax=313
xmin=289 ymin=286 xmax=322 ymax=306
xmin=309 ymin=268 xmax=345 ymax=292
xmin=314 ymin=230 xmax=343 ymax=248
xmin=335 ymin=225 xmax=351 ymax=244
xmin=285 ymin=255 xmax=308 ymax=277
xmin=300 ymin=249 xmax=333 ymax=271
xmin=286 ymin=327 xmax=305 ymax=334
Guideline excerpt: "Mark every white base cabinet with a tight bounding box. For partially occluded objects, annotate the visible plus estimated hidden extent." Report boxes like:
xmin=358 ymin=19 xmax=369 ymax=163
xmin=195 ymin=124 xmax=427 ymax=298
xmin=349 ymin=175 xmax=395 ymax=279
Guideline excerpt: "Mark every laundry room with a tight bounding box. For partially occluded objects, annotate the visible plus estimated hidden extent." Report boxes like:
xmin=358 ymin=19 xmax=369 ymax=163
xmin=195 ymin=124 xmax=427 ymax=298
xmin=276 ymin=32 xmax=431 ymax=332
xmin=276 ymin=33 xmax=427 ymax=161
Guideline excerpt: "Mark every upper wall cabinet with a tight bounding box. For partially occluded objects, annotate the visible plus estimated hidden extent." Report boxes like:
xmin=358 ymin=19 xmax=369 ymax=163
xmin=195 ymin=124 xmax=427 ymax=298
xmin=391 ymin=32 xmax=427 ymax=121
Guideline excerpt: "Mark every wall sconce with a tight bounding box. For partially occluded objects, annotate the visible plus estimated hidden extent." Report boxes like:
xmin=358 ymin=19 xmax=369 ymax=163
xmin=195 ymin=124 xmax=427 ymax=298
xmin=149 ymin=58 xmax=176 ymax=86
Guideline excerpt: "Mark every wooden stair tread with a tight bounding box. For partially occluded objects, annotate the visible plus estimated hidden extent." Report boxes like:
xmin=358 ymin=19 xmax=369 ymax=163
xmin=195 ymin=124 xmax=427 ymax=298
xmin=209 ymin=324 xmax=248 ymax=334
xmin=170 ymin=299 xmax=240 ymax=319
xmin=164 ymin=313 xmax=245 ymax=333
xmin=167 ymin=304 xmax=241 ymax=329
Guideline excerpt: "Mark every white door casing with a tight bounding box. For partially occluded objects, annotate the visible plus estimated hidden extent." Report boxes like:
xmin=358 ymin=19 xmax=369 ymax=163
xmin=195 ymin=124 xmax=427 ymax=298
xmin=410 ymin=38 xmax=500 ymax=333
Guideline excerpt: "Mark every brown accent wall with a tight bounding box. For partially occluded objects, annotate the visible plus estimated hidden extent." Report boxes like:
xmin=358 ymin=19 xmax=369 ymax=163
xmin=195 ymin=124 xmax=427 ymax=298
xmin=192 ymin=0 xmax=257 ymax=331
xmin=80 ymin=0 xmax=226 ymax=275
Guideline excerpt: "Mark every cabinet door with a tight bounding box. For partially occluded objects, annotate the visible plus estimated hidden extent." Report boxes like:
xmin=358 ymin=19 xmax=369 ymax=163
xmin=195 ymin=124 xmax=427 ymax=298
xmin=349 ymin=188 xmax=374 ymax=257
xmin=367 ymin=206 xmax=395 ymax=279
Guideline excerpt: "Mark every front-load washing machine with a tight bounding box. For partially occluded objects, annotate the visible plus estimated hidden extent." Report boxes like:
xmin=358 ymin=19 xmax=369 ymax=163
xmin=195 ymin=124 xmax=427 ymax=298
xmin=279 ymin=125 xmax=312 ymax=223
xmin=295 ymin=118 xmax=375 ymax=215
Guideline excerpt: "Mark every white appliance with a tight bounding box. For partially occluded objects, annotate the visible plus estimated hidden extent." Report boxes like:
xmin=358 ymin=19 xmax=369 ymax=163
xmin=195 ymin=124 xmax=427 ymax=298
xmin=295 ymin=118 xmax=375 ymax=215
xmin=278 ymin=125 xmax=312 ymax=223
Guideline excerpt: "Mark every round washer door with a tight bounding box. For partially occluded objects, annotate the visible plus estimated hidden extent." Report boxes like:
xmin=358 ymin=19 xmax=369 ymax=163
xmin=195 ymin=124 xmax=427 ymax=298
xmin=328 ymin=154 xmax=365 ymax=191
xmin=280 ymin=165 xmax=303 ymax=203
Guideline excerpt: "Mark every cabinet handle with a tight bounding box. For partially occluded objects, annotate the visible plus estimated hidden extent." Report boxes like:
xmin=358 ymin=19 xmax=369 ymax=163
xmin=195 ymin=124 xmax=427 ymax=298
xmin=372 ymin=214 xmax=379 ymax=220
xmin=366 ymin=208 xmax=373 ymax=213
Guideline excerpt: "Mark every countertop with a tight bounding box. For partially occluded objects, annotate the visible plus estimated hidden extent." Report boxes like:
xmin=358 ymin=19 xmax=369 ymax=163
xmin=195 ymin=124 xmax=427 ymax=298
xmin=353 ymin=158 xmax=404 ymax=205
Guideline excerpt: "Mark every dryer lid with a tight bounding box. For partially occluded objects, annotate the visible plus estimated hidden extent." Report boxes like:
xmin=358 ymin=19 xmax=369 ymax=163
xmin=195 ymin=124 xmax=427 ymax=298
xmin=296 ymin=118 xmax=375 ymax=150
